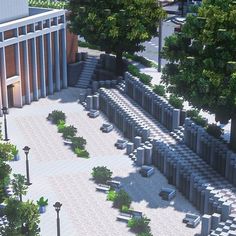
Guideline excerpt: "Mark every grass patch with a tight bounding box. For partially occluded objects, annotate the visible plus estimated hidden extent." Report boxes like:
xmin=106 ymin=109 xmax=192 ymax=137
xmin=74 ymin=148 xmax=90 ymax=158
xmin=78 ymin=41 xmax=101 ymax=50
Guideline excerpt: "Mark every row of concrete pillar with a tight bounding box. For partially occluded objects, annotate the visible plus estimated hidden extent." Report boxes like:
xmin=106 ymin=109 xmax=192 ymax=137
xmin=184 ymin=118 xmax=236 ymax=186
xmin=124 ymin=72 xmax=180 ymax=131
xmin=99 ymin=88 xmax=150 ymax=141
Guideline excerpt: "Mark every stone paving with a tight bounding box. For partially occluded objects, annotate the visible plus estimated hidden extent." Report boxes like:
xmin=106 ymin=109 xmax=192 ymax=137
xmin=4 ymin=87 xmax=201 ymax=236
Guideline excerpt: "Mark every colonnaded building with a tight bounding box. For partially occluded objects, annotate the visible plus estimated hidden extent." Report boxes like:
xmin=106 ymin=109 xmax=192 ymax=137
xmin=0 ymin=0 xmax=77 ymax=112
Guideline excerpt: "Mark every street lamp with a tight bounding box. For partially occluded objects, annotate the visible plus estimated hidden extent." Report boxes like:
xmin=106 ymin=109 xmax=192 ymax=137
xmin=53 ymin=202 xmax=62 ymax=236
xmin=2 ymin=107 xmax=9 ymax=141
xmin=23 ymin=146 xmax=32 ymax=185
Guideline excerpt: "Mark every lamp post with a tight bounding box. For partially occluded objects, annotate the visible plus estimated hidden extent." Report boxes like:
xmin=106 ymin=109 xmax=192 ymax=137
xmin=23 ymin=146 xmax=31 ymax=185
xmin=53 ymin=202 xmax=62 ymax=236
xmin=2 ymin=107 xmax=9 ymax=141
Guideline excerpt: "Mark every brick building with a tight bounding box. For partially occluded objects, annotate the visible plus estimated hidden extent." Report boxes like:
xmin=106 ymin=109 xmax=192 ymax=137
xmin=0 ymin=0 xmax=77 ymax=112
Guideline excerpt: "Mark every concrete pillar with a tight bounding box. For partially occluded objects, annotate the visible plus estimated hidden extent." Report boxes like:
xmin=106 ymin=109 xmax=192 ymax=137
xmin=126 ymin=143 xmax=134 ymax=155
xmin=61 ymin=28 xmax=67 ymax=88
xmin=172 ymin=108 xmax=180 ymax=131
xmin=222 ymin=202 xmax=232 ymax=221
xmin=86 ymin=96 xmax=93 ymax=110
xmin=93 ymin=95 xmax=99 ymax=110
xmin=211 ymin=213 xmax=221 ymax=230
xmin=92 ymin=81 xmax=99 ymax=93
xmin=54 ymin=31 xmax=61 ymax=91
xmin=201 ymin=214 xmax=211 ymax=236
xmin=136 ymin=147 xmax=144 ymax=166
xmin=134 ymin=136 xmax=142 ymax=149
xmin=46 ymin=33 xmax=53 ymax=94
xmin=39 ymin=35 xmax=46 ymax=97
xmin=22 ymin=40 xmax=31 ymax=104
xmin=0 ymin=47 xmax=6 ymax=111
xmin=144 ymin=146 xmax=152 ymax=165
xmin=30 ymin=38 xmax=39 ymax=100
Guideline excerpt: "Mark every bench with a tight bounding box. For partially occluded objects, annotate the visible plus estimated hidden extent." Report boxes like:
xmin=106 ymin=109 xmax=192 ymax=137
xmin=106 ymin=180 xmax=122 ymax=189
xmin=159 ymin=187 xmax=176 ymax=201
xmin=183 ymin=213 xmax=200 ymax=228
xmin=117 ymin=212 xmax=133 ymax=222
xmin=95 ymin=184 xmax=110 ymax=193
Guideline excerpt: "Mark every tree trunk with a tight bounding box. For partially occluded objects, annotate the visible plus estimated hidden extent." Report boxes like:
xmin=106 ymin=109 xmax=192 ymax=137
xmin=230 ymin=114 xmax=236 ymax=152
xmin=20 ymin=193 xmax=22 ymax=202
xmin=116 ymin=52 xmax=124 ymax=76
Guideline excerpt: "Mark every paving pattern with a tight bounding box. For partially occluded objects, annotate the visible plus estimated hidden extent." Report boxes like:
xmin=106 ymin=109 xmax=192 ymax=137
xmin=5 ymin=87 xmax=201 ymax=236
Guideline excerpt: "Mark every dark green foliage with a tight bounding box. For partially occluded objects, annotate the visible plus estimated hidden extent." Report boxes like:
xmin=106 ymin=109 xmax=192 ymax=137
xmin=69 ymin=0 xmax=166 ymax=74
xmin=206 ymin=123 xmax=223 ymax=139
xmin=92 ymin=166 xmax=112 ymax=184
xmin=0 ymin=160 xmax=11 ymax=203
xmin=128 ymin=216 xmax=152 ymax=234
xmin=57 ymin=120 xmax=66 ymax=133
xmin=1 ymin=199 xmax=40 ymax=236
xmin=78 ymin=41 xmax=101 ymax=50
xmin=168 ymin=94 xmax=184 ymax=109
xmin=153 ymin=85 xmax=166 ymax=97
xmin=62 ymin=125 xmax=77 ymax=140
xmin=192 ymin=115 xmax=208 ymax=127
xmin=71 ymin=136 xmax=87 ymax=150
xmin=128 ymin=64 xmax=152 ymax=86
xmin=11 ymin=174 xmax=28 ymax=202
xmin=113 ymin=189 xmax=132 ymax=210
xmin=162 ymin=0 xmax=236 ymax=149
xmin=74 ymin=148 xmax=90 ymax=158
xmin=107 ymin=190 xmax=117 ymax=201
xmin=47 ymin=110 xmax=66 ymax=125
xmin=186 ymin=109 xmax=200 ymax=118
xmin=124 ymin=53 xmax=158 ymax=68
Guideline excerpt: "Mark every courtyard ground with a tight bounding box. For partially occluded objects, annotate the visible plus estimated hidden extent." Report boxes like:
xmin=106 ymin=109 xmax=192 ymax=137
xmin=5 ymin=87 xmax=201 ymax=236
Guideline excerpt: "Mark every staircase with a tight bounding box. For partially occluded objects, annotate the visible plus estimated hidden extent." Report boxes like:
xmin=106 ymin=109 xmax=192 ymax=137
xmin=75 ymin=55 xmax=98 ymax=89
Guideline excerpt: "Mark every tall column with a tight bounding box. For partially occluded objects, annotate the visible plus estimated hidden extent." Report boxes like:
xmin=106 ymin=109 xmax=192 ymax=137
xmin=39 ymin=35 xmax=46 ymax=97
xmin=31 ymin=38 xmax=38 ymax=100
xmin=0 ymin=47 xmax=8 ymax=109
xmin=22 ymin=40 xmax=31 ymax=104
xmin=54 ymin=31 xmax=61 ymax=91
xmin=14 ymin=43 xmax=23 ymax=107
xmin=61 ymin=28 xmax=67 ymax=88
xmin=46 ymin=33 xmax=53 ymax=95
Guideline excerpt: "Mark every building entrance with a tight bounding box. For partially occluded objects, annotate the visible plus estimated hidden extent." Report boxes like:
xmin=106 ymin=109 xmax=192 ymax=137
xmin=7 ymin=85 xmax=14 ymax=108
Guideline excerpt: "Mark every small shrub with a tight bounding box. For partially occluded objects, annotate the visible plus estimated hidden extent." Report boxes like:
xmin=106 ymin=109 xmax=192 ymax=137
xmin=153 ymin=85 xmax=166 ymax=97
xmin=71 ymin=136 xmax=87 ymax=150
xmin=192 ymin=115 xmax=208 ymax=127
xmin=57 ymin=120 xmax=66 ymax=133
xmin=186 ymin=109 xmax=200 ymax=118
xmin=128 ymin=216 xmax=151 ymax=234
xmin=206 ymin=123 xmax=223 ymax=139
xmin=107 ymin=190 xmax=117 ymax=201
xmin=47 ymin=110 xmax=66 ymax=124
xmin=128 ymin=64 xmax=140 ymax=77
xmin=62 ymin=125 xmax=77 ymax=140
xmin=113 ymin=189 xmax=132 ymax=210
xmin=139 ymin=73 xmax=152 ymax=86
xmin=168 ymin=94 xmax=184 ymax=109
xmin=74 ymin=148 xmax=89 ymax=158
xmin=121 ymin=205 xmax=130 ymax=213
xmin=92 ymin=166 xmax=113 ymax=184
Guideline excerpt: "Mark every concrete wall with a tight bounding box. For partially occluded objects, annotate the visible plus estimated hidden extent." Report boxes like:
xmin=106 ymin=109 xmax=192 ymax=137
xmin=0 ymin=0 xmax=29 ymax=24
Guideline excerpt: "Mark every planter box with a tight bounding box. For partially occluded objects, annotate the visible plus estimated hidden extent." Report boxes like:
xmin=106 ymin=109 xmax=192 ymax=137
xmin=39 ymin=206 xmax=46 ymax=214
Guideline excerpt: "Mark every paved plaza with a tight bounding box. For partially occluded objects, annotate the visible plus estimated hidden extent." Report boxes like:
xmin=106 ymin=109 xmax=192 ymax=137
xmin=4 ymin=87 xmax=201 ymax=236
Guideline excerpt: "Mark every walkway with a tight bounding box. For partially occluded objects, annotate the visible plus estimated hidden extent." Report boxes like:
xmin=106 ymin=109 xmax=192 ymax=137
xmin=5 ymin=87 xmax=201 ymax=236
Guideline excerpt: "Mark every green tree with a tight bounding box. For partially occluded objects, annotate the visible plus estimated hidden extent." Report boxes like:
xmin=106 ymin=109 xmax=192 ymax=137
xmin=0 ymin=199 xmax=40 ymax=236
xmin=0 ymin=159 xmax=11 ymax=203
xmin=113 ymin=189 xmax=132 ymax=210
xmin=92 ymin=166 xmax=112 ymax=184
xmin=11 ymin=174 xmax=28 ymax=202
xmin=68 ymin=0 xmax=166 ymax=74
xmin=162 ymin=0 xmax=236 ymax=150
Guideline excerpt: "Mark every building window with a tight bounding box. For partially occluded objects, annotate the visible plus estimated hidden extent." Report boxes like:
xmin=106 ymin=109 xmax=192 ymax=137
xmin=58 ymin=15 xmax=65 ymax=24
xmin=35 ymin=22 xmax=42 ymax=31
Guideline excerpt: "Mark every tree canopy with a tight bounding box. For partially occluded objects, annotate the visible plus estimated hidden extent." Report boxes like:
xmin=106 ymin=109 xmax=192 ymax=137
xmin=68 ymin=0 xmax=166 ymax=74
xmin=162 ymin=0 xmax=236 ymax=150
